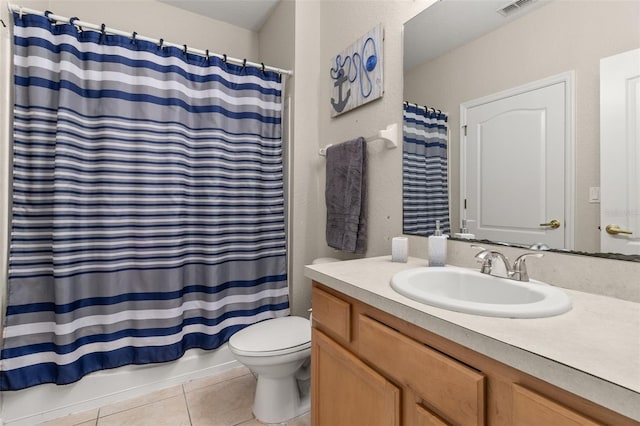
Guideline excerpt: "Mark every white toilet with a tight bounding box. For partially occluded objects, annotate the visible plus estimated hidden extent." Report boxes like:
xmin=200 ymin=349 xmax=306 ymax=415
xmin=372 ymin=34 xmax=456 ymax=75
xmin=228 ymin=257 xmax=339 ymax=424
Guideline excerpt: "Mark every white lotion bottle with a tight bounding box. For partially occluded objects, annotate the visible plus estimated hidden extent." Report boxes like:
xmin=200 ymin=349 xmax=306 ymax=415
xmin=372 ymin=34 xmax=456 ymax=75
xmin=428 ymin=220 xmax=447 ymax=267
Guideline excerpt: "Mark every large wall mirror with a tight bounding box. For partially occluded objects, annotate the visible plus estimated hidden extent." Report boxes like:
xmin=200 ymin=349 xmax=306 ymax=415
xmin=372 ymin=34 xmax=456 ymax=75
xmin=403 ymin=0 xmax=640 ymax=260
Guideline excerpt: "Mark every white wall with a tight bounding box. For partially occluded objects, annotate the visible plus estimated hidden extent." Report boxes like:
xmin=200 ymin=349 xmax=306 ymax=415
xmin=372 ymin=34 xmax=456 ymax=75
xmin=286 ymin=0 xmax=323 ymax=317
xmin=313 ymin=0 xmax=436 ymax=260
xmin=404 ymin=0 xmax=640 ymax=253
xmin=50 ymin=0 xmax=259 ymax=60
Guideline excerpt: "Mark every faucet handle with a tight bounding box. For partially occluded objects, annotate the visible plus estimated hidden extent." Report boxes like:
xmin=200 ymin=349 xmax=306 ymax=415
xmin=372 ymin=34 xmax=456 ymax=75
xmin=512 ymin=252 xmax=544 ymax=281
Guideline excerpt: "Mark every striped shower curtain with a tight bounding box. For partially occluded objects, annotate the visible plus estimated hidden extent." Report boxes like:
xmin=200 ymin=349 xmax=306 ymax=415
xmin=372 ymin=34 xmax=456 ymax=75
xmin=403 ymin=103 xmax=450 ymax=236
xmin=2 ymin=12 xmax=289 ymax=391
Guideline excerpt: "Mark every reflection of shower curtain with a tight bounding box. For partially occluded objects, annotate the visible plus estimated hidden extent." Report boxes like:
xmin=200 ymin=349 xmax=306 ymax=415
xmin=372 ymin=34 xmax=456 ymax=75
xmin=1 ymin=13 xmax=289 ymax=391
xmin=403 ymin=103 xmax=450 ymax=236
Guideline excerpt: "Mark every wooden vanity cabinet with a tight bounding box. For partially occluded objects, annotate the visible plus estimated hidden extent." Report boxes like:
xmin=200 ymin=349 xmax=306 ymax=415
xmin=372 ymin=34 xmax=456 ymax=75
xmin=312 ymin=328 xmax=401 ymax=426
xmin=311 ymin=282 xmax=638 ymax=426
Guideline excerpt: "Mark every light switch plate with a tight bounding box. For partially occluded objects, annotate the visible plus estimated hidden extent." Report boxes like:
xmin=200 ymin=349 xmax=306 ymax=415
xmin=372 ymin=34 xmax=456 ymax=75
xmin=589 ymin=187 xmax=600 ymax=203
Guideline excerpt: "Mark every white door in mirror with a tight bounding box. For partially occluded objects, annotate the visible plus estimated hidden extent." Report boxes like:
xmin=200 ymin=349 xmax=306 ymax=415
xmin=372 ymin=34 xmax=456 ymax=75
xmin=461 ymin=73 xmax=573 ymax=250
xmin=600 ymin=48 xmax=640 ymax=255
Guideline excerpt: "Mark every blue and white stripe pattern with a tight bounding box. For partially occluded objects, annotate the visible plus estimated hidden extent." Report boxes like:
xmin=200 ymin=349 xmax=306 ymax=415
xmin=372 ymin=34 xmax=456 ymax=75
xmin=2 ymin=12 xmax=288 ymax=391
xmin=403 ymin=103 xmax=450 ymax=236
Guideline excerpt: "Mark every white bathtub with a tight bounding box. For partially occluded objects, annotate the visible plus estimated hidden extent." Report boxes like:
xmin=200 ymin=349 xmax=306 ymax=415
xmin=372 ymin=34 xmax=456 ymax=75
xmin=0 ymin=344 xmax=239 ymax=426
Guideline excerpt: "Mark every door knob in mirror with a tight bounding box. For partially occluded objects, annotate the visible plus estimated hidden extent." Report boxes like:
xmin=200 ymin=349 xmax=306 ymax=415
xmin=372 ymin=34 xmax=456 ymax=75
xmin=605 ymin=225 xmax=633 ymax=235
xmin=539 ymin=219 xmax=561 ymax=229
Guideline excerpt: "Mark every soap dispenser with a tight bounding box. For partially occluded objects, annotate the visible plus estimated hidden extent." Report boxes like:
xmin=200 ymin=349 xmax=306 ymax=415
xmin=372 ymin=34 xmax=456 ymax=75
xmin=428 ymin=220 xmax=447 ymax=267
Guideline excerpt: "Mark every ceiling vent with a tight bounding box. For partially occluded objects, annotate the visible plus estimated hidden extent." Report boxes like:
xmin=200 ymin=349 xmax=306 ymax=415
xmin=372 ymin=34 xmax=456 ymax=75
xmin=497 ymin=0 xmax=536 ymax=16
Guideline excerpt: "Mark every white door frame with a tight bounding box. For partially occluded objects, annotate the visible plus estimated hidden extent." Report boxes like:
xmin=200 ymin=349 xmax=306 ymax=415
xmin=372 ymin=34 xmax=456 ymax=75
xmin=600 ymin=48 xmax=640 ymax=254
xmin=460 ymin=71 xmax=575 ymax=249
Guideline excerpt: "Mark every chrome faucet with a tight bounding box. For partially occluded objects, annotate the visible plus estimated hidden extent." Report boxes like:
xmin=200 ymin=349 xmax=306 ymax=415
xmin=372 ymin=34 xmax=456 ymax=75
xmin=472 ymin=245 xmax=543 ymax=282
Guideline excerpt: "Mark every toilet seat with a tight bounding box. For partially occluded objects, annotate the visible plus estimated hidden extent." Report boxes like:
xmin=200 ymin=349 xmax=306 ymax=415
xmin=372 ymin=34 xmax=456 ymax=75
xmin=229 ymin=316 xmax=311 ymax=357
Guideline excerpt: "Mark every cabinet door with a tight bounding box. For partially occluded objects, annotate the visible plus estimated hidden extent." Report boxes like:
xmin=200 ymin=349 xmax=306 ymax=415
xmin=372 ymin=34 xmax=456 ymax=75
xmin=358 ymin=315 xmax=485 ymax=426
xmin=312 ymin=328 xmax=401 ymax=426
xmin=513 ymin=384 xmax=602 ymax=426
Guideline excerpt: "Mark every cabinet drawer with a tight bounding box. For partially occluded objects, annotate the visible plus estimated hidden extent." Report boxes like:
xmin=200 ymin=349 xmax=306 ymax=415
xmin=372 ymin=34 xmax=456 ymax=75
xmin=312 ymin=285 xmax=351 ymax=342
xmin=358 ymin=315 xmax=485 ymax=426
xmin=513 ymin=384 xmax=602 ymax=426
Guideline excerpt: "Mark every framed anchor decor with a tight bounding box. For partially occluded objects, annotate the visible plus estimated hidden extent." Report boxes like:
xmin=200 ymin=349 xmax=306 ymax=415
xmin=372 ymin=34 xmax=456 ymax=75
xmin=330 ymin=24 xmax=384 ymax=117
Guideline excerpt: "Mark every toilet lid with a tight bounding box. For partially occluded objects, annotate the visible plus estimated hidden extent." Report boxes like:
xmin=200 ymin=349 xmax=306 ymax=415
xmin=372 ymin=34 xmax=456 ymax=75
xmin=229 ymin=316 xmax=311 ymax=356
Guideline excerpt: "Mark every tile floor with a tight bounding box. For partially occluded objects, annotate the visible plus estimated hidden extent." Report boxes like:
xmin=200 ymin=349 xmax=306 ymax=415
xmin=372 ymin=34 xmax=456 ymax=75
xmin=39 ymin=367 xmax=310 ymax=426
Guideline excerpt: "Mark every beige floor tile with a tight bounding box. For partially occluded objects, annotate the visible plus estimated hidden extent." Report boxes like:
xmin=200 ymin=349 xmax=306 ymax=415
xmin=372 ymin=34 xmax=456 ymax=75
xmin=39 ymin=408 xmax=99 ymax=426
xmin=235 ymin=420 xmax=262 ymax=426
xmin=98 ymin=384 xmax=184 ymax=417
xmin=186 ymin=374 xmax=256 ymax=426
xmin=288 ymin=413 xmax=310 ymax=426
xmin=183 ymin=366 xmax=251 ymax=393
xmin=235 ymin=411 xmax=310 ymax=426
xmin=97 ymin=394 xmax=190 ymax=426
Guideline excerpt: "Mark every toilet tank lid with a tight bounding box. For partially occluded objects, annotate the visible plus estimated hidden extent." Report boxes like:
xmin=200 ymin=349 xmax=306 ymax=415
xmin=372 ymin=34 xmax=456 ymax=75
xmin=229 ymin=316 xmax=310 ymax=353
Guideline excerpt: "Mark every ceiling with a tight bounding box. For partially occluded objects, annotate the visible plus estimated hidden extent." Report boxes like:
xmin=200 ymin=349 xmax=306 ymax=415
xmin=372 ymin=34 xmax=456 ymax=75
xmin=158 ymin=0 xmax=550 ymax=60
xmin=158 ymin=0 xmax=281 ymax=32
xmin=404 ymin=0 xmax=551 ymax=71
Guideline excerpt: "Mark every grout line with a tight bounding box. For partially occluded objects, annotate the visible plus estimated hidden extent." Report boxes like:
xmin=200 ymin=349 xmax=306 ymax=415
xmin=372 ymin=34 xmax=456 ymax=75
xmin=182 ymin=385 xmax=193 ymax=426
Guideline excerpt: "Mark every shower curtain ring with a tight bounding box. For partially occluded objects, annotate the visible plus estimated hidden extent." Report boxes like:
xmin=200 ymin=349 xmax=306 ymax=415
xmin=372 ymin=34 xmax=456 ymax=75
xmin=131 ymin=31 xmax=137 ymax=44
xmin=158 ymin=38 xmax=164 ymax=49
xmin=44 ymin=10 xmax=54 ymax=22
xmin=205 ymin=49 xmax=210 ymax=62
xmin=242 ymin=59 xmax=247 ymax=69
xmin=223 ymin=54 xmax=227 ymax=63
xmin=69 ymin=17 xmax=78 ymax=26
xmin=183 ymin=44 xmax=188 ymax=55
xmin=261 ymin=62 xmax=265 ymax=74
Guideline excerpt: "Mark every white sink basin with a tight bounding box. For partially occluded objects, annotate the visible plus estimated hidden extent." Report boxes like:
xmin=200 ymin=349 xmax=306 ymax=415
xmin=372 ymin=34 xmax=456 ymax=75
xmin=390 ymin=266 xmax=572 ymax=318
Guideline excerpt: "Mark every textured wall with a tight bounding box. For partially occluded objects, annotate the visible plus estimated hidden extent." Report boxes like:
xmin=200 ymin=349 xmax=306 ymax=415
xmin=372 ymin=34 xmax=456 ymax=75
xmin=316 ymin=0 xmax=435 ymax=258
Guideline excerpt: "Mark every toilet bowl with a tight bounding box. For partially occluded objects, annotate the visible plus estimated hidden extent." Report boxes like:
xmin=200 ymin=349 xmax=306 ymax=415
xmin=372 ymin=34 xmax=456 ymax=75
xmin=229 ymin=316 xmax=311 ymax=423
xmin=228 ymin=257 xmax=339 ymax=423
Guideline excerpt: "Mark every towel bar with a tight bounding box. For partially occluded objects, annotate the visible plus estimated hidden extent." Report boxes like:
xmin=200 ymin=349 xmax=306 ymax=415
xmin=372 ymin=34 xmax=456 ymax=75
xmin=319 ymin=123 xmax=398 ymax=156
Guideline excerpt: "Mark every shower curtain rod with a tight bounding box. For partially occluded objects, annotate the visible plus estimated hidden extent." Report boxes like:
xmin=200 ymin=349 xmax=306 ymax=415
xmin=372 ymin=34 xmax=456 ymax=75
xmin=404 ymin=101 xmax=443 ymax=115
xmin=6 ymin=3 xmax=293 ymax=76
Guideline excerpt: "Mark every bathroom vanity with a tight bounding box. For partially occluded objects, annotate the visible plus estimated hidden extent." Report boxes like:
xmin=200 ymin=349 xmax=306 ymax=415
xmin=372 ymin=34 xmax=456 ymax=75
xmin=305 ymin=257 xmax=639 ymax=426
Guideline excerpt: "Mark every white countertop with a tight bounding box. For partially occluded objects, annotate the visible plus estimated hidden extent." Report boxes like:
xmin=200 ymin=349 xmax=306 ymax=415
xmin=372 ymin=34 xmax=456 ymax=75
xmin=304 ymin=256 xmax=640 ymax=421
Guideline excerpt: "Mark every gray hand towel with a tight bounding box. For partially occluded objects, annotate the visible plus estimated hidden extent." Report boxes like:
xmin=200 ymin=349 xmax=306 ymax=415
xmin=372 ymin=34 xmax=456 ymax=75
xmin=325 ymin=137 xmax=367 ymax=254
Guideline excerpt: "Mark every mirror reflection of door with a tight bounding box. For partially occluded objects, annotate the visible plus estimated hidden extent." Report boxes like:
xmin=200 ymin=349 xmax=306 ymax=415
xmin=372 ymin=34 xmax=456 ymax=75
xmin=600 ymin=48 xmax=640 ymax=255
xmin=461 ymin=73 xmax=574 ymax=249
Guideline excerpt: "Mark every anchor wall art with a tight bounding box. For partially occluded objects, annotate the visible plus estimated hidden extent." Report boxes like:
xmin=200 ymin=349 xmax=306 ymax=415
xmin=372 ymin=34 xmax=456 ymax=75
xmin=330 ymin=24 xmax=384 ymax=117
